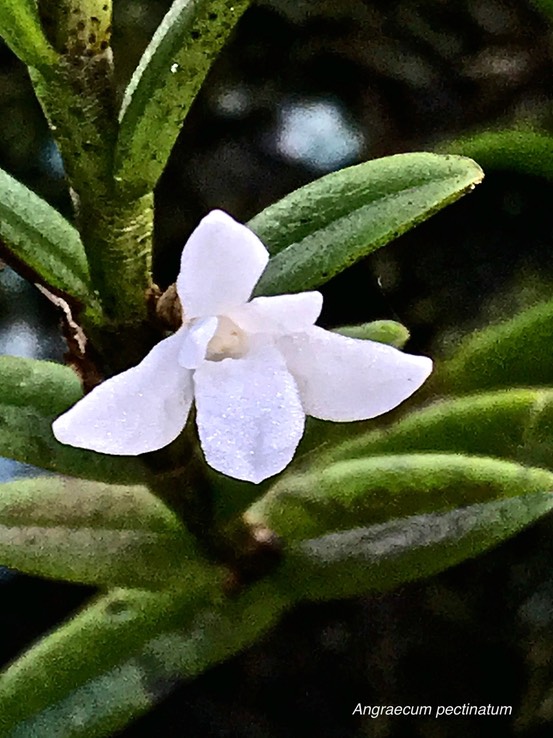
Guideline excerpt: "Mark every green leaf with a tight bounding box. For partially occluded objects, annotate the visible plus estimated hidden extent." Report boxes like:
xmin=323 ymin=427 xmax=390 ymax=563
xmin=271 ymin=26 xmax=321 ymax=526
xmin=276 ymin=492 xmax=553 ymax=601
xmin=0 ymin=356 xmax=144 ymax=484
xmin=438 ymin=129 xmax=553 ymax=180
xmin=0 ymin=168 xmax=96 ymax=306
xmin=323 ymin=389 xmax=553 ymax=471
xmin=250 ymin=153 xmax=483 ymax=296
xmin=0 ymin=583 xmax=219 ymax=736
xmin=0 ymin=582 xmax=287 ymax=738
xmin=116 ymin=0 xmax=251 ymax=197
xmin=439 ymin=299 xmax=553 ymax=393
xmin=0 ymin=476 xmax=219 ymax=589
xmin=334 ymin=319 xmax=410 ymax=348
xmin=248 ymin=453 xmax=553 ymax=541
xmin=0 ymin=0 xmax=57 ymax=69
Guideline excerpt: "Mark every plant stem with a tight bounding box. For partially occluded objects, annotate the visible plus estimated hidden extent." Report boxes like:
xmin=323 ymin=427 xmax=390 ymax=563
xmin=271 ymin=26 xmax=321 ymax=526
xmin=35 ymin=0 xmax=153 ymax=342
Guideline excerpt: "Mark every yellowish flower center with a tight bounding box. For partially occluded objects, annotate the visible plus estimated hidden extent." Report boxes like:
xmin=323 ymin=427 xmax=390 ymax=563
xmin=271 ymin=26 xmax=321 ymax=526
xmin=206 ymin=316 xmax=248 ymax=361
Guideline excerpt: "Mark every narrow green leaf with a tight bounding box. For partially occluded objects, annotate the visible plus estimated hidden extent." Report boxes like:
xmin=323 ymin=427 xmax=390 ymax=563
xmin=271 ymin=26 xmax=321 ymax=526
xmin=0 ymin=582 xmax=287 ymax=738
xmin=250 ymin=153 xmax=483 ymax=296
xmin=0 ymin=356 xmax=145 ymax=484
xmin=0 ymin=477 xmax=218 ymax=589
xmin=439 ymin=299 xmax=553 ymax=393
xmin=0 ymin=0 xmax=57 ymax=69
xmin=248 ymin=453 xmax=553 ymax=541
xmin=0 ymin=583 xmax=221 ymax=736
xmin=7 ymin=485 xmax=547 ymax=733
xmin=0 ymin=168 xmax=96 ymax=306
xmin=116 ymin=0 xmax=251 ymax=197
xmin=334 ymin=319 xmax=410 ymax=348
xmin=438 ymin=129 xmax=553 ymax=180
xmin=324 ymin=389 xmax=553 ymax=471
xmin=276 ymin=492 xmax=553 ymax=601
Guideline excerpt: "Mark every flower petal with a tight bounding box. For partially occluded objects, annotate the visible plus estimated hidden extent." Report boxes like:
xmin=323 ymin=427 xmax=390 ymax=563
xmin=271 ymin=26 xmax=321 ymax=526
xmin=228 ymin=291 xmax=323 ymax=335
xmin=178 ymin=317 xmax=218 ymax=369
xmin=177 ymin=210 xmax=269 ymax=318
xmin=194 ymin=344 xmax=305 ymax=483
xmin=53 ymin=331 xmax=193 ymax=455
xmin=278 ymin=326 xmax=433 ymax=421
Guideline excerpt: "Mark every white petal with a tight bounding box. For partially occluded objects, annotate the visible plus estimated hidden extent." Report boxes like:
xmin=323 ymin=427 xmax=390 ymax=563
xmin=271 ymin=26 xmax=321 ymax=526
xmin=178 ymin=317 xmax=218 ymax=369
xmin=278 ymin=326 xmax=433 ymax=421
xmin=194 ymin=344 xmax=305 ymax=483
xmin=176 ymin=210 xmax=269 ymax=318
xmin=228 ymin=291 xmax=323 ymax=335
xmin=53 ymin=330 xmax=193 ymax=455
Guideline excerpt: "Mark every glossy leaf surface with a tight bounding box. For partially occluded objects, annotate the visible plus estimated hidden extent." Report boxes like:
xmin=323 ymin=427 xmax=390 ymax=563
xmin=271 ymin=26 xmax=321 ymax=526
xmin=277 ymin=492 xmax=553 ymax=601
xmin=325 ymin=389 xmax=553 ymax=471
xmin=333 ymin=319 xmax=410 ymax=348
xmin=250 ymin=153 xmax=483 ymax=295
xmin=0 ymin=582 xmax=286 ymax=738
xmin=0 ymin=0 xmax=57 ymax=69
xmin=249 ymin=453 xmax=553 ymax=541
xmin=0 ymin=477 xmax=215 ymax=589
xmin=116 ymin=0 xmax=251 ymax=196
xmin=439 ymin=129 xmax=553 ymax=180
xmin=0 ymin=168 xmax=95 ymax=305
xmin=0 ymin=585 xmax=216 ymax=736
xmin=439 ymin=299 xmax=553 ymax=393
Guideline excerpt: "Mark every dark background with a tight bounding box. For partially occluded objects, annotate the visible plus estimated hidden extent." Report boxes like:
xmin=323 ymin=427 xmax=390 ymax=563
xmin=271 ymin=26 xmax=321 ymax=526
xmin=2 ymin=1 xmax=553 ymax=735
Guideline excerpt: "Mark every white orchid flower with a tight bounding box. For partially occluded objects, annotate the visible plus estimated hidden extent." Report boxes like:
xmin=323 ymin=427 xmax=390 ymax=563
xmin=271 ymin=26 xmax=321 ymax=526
xmin=53 ymin=210 xmax=432 ymax=483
